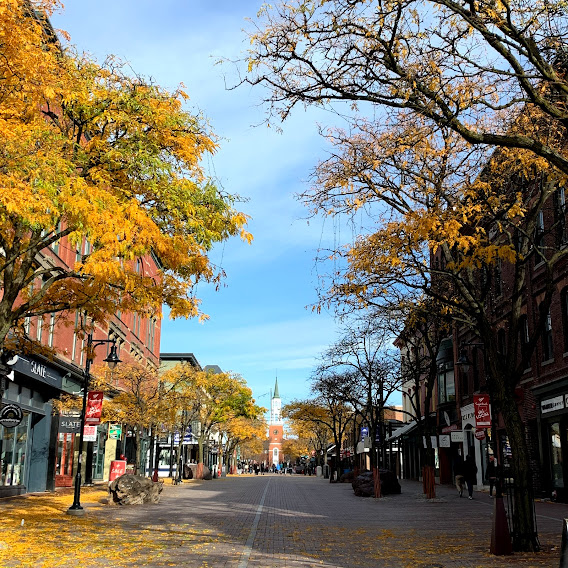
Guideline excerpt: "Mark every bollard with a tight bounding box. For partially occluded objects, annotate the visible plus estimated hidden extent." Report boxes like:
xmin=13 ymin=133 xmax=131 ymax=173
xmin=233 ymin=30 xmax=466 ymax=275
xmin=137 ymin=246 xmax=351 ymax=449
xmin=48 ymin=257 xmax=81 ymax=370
xmin=490 ymin=495 xmax=513 ymax=555
xmin=560 ymin=519 xmax=568 ymax=567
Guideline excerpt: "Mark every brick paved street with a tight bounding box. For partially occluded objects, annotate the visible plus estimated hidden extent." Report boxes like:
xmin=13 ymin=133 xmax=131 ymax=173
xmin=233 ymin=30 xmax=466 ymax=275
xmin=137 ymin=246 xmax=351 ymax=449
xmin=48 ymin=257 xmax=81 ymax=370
xmin=63 ymin=474 xmax=566 ymax=568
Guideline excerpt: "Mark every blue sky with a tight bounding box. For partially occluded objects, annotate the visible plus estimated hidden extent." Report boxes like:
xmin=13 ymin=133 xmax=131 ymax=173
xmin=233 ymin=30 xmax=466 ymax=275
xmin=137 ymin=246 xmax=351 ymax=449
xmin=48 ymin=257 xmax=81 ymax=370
xmin=52 ymin=0 xmax=346 ymax=407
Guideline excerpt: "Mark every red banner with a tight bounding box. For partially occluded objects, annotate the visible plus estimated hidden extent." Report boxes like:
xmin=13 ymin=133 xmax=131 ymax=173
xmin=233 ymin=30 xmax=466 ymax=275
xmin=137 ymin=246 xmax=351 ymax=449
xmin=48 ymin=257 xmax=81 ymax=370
xmin=473 ymin=394 xmax=491 ymax=429
xmin=85 ymin=391 xmax=103 ymax=425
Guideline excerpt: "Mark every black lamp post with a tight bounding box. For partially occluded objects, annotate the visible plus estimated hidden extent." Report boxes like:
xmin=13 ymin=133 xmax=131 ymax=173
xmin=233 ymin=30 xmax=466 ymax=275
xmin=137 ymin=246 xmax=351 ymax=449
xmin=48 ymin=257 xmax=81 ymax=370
xmin=67 ymin=332 xmax=121 ymax=515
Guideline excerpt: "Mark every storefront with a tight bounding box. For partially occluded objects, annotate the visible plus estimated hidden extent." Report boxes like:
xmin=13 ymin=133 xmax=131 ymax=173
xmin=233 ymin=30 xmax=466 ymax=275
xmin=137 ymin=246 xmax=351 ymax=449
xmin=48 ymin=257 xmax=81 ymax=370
xmin=0 ymin=355 xmax=64 ymax=496
xmin=534 ymin=379 xmax=568 ymax=502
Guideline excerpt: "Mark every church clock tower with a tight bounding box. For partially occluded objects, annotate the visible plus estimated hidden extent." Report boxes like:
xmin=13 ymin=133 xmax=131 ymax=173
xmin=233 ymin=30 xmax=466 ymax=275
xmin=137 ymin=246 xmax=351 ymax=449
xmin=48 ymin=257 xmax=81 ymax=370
xmin=268 ymin=379 xmax=283 ymax=467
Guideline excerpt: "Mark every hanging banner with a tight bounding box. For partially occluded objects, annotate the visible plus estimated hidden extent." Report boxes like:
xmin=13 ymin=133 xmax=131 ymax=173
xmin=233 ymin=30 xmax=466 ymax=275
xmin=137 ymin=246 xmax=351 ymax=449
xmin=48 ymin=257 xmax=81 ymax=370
xmin=473 ymin=394 xmax=492 ymax=429
xmin=85 ymin=391 xmax=103 ymax=425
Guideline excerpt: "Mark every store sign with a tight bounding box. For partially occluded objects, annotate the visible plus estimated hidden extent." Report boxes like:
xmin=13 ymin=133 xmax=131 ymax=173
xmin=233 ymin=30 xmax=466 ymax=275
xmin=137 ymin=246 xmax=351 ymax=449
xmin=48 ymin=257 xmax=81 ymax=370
xmin=473 ymin=394 xmax=492 ymax=428
xmin=108 ymin=423 xmax=122 ymax=439
xmin=439 ymin=434 xmax=451 ymax=448
xmin=109 ymin=460 xmax=126 ymax=481
xmin=83 ymin=425 xmax=97 ymax=442
xmin=173 ymin=427 xmax=194 ymax=445
xmin=451 ymin=431 xmax=464 ymax=443
xmin=475 ymin=429 xmax=486 ymax=441
xmin=0 ymin=403 xmax=23 ymax=428
xmin=85 ymin=391 xmax=103 ymax=425
xmin=12 ymin=356 xmax=63 ymax=389
xmin=59 ymin=412 xmax=81 ymax=433
xmin=423 ymin=436 xmax=438 ymax=448
xmin=541 ymin=395 xmax=565 ymax=414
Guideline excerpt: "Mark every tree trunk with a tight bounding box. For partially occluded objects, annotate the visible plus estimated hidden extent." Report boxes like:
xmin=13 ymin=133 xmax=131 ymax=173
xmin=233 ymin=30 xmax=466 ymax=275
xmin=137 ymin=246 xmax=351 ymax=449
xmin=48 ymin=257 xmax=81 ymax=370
xmin=134 ymin=430 xmax=141 ymax=475
xmin=500 ymin=391 xmax=538 ymax=552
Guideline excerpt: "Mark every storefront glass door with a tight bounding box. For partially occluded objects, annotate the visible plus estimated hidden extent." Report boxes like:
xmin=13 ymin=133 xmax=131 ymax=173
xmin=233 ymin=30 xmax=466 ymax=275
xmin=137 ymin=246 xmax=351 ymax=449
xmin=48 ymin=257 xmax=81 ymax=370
xmin=92 ymin=429 xmax=105 ymax=480
xmin=0 ymin=412 xmax=29 ymax=486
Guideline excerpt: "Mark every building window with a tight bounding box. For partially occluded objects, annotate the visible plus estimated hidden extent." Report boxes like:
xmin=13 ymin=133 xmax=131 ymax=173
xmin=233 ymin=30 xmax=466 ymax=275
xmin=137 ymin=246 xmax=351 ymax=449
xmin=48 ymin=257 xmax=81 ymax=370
xmin=147 ymin=318 xmax=155 ymax=351
xmin=542 ymin=309 xmax=554 ymax=362
xmin=71 ymin=311 xmax=80 ymax=362
xmin=437 ymin=363 xmax=455 ymax=404
xmin=36 ymin=316 xmax=43 ymax=342
xmin=494 ymin=259 xmax=502 ymax=298
xmin=519 ymin=315 xmax=531 ymax=369
xmin=554 ymin=187 xmax=567 ymax=247
xmin=51 ymin=221 xmax=61 ymax=255
xmin=47 ymin=314 xmax=55 ymax=348
xmin=535 ymin=210 xmax=545 ymax=261
xmin=563 ymin=291 xmax=568 ymax=354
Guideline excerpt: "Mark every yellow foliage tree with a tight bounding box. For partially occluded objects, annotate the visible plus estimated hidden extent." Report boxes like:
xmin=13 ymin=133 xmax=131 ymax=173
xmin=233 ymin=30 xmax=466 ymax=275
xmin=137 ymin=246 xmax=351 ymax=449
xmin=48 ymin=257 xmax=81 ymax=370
xmin=0 ymin=1 xmax=251 ymax=353
xmin=220 ymin=414 xmax=267 ymax=473
xmin=161 ymin=364 xmax=259 ymax=477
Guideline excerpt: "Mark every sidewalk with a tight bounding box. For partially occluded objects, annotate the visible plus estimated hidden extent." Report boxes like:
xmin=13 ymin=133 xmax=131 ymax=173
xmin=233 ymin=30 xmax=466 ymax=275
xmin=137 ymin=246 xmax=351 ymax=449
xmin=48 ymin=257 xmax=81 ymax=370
xmin=0 ymin=475 xmax=564 ymax=567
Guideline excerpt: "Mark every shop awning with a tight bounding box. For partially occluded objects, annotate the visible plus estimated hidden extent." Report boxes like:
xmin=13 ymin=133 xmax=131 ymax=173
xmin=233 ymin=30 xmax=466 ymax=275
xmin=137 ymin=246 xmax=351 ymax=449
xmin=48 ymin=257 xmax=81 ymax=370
xmin=387 ymin=420 xmax=418 ymax=441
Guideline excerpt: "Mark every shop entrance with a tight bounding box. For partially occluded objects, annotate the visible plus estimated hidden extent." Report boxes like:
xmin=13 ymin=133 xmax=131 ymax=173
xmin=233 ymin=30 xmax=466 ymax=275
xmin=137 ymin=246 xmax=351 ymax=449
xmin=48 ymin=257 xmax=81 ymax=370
xmin=549 ymin=420 xmax=568 ymax=502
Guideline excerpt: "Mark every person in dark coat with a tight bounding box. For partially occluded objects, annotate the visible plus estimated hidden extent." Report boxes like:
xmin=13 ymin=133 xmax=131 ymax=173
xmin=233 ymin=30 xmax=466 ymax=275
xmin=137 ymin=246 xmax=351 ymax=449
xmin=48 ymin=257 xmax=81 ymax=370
xmin=464 ymin=454 xmax=478 ymax=500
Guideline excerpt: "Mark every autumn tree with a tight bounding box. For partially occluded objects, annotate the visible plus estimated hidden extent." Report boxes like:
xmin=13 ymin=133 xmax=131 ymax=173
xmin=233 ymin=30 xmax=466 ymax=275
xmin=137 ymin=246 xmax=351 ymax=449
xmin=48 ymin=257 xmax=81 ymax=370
xmin=159 ymin=363 xmax=203 ymax=477
xmin=220 ymin=415 xmax=267 ymax=473
xmin=281 ymin=436 xmax=310 ymax=465
xmin=242 ymin=0 xmax=568 ymax=550
xmin=92 ymin=363 xmax=163 ymax=474
xmin=0 ymin=1 xmax=251 ymax=358
xmin=284 ymin=394 xmax=352 ymax=482
xmin=192 ymin=369 xmax=259 ymax=470
xmin=285 ymin=416 xmax=328 ymax=469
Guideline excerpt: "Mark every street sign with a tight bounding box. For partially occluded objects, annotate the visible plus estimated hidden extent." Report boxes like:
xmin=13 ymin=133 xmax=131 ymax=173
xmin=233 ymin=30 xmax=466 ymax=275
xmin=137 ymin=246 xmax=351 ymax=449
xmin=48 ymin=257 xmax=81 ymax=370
xmin=108 ymin=423 xmax=122 ymax=439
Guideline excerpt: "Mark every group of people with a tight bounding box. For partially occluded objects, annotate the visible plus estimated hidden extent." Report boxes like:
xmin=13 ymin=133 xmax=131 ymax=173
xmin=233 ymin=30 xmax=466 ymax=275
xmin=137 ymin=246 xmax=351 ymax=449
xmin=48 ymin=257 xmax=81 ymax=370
xmin=454 ymin=454 xmax=497 ymax=500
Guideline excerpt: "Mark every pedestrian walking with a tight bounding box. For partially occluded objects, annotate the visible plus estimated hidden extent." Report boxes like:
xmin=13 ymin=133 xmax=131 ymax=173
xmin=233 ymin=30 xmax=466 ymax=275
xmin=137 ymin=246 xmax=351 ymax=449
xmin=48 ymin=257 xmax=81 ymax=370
xmin=485 ymin=455 xmax=497 ymax=497
xmin=464 ymin=453 xmax=478 ymax=500
xmin=454 ymin=454 xmax=465 ymax=497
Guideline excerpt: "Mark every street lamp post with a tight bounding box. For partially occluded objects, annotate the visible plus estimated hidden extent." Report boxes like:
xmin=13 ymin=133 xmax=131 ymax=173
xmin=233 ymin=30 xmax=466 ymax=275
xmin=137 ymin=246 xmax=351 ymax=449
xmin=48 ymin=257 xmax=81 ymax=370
xmin=67 ymin=332 xmax=121 ymax=515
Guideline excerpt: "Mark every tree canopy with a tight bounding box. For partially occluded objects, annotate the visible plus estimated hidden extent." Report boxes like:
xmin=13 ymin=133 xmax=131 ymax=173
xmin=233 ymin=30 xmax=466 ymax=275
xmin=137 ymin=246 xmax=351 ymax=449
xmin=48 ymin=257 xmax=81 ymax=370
xmin=0 ymin=0 xmax=251 ymax=351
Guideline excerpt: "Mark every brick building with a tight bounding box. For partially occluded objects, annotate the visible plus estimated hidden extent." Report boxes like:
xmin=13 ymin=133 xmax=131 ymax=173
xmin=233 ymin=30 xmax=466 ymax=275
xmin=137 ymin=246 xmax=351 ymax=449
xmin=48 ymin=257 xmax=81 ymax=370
xmin=393 ymin=182 xmax=568 ymax=503
xmin=0 ymin=232 xmax=161 ymax=497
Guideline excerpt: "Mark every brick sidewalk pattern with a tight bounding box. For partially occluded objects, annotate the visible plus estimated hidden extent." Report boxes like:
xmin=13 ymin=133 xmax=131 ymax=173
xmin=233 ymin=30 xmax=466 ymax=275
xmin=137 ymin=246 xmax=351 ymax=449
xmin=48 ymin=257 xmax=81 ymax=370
xmin=3 ymin=474 xmax=567 ymax=567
